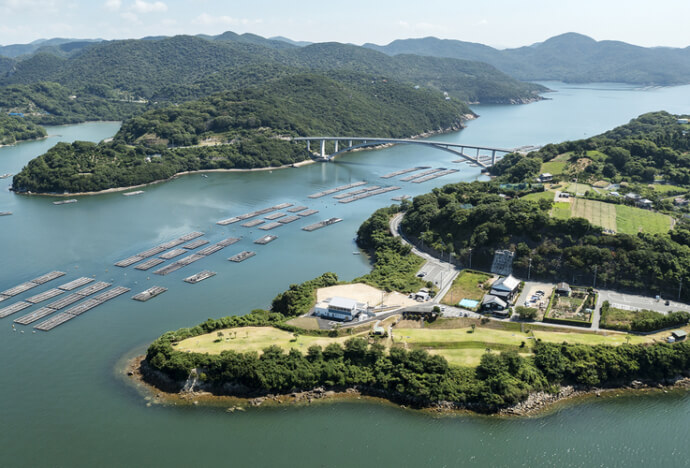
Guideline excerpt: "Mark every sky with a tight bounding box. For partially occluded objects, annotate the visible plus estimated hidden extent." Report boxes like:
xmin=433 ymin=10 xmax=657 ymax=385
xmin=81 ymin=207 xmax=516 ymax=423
xmin=0 ymin=0 xmax=688 ymax=49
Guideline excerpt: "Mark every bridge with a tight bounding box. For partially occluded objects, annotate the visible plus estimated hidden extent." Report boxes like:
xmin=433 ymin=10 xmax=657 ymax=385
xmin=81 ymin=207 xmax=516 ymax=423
xmin=293 ymin=136 xmax=524 ymax=168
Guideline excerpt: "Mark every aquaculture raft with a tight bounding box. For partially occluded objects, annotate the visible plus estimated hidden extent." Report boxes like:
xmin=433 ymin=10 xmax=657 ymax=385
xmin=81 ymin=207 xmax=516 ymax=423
xmin=132 ymin=286 xmax=168 ymax=302
xmin=184 ymin=271 xmax=216 ymax=284
xmin=412 ymin=168 xmax=459 ymax=183
xmin=303 ymin=218 xmax=343 ymax=232
xmin=228 ymin=251 xmax=256 ymax=263
xmin=400 ymin=168 xmax=445 ymax=182
xmin=381 ymin=166 xmax=430 ymax=179
xmin=134 ymin=258 xmax=164 ymax=271
xmin=241 ymin=219 xmax=264 ymax=228
xmin=58 ymin=277 xmax=93 ymax=291
xmin=182 ymin=239 xmax=209 ymax=250
xmin=114 ymin=232 xmax=205 ymax=267
xmin=338 ymin=186 xmax=400 ymax=203
xmin=334 ymin=186 xmax=380 ymax=199
xmin=265 ymin=212 xmax=286 ymax=220
xmin=254 ymin=235 xmax=277 ymax=245
xmin=216 ymin=203 xmax=294 ymax=225
xmin=0 ymin=271 xmax=65 ymax=301
xmin=287 ymin=206 xmax=308 ymax=213
xmin=52 ymin=199 xmax=77 ymax=205
xmin=308 ymin=181 xmax=367 ymax=199
xmin=298 ymin=209 xmax=319 ymax=217
xmin=25 ymin=288 xmax=64 ymax=304
xmin=258 ymin=222 xmax=282 ymax=231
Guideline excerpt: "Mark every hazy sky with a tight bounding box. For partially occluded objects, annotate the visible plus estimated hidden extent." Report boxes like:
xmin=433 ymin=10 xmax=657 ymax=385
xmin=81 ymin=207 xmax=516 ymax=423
xmin=0 ymin=0 xmax=688 ymax=48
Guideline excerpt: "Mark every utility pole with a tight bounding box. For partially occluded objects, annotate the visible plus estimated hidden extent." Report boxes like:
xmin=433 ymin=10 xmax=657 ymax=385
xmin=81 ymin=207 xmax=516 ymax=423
xmin=679 ymin=279 xmax=683 ymax=301
xmin=528 ymin=257 xmax=532 ymax=280
xmin=468 ymin=248 xmax=473 ymax=270
xmin=593 ymin=265 xmax=598 ymax=289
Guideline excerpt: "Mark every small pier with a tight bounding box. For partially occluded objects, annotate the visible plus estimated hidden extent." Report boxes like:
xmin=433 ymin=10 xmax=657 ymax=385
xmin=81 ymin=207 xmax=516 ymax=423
xmin=298 ymin=209 xmax=319 ymax=217
xmin=184 ymin=271 xmax=216 ymax=284
xmin=217 ymin=203 xmax=294 ymax=225
xmin=134 ymin=258 xmax=164 ymax=271
xmin=288 ymin=206 xmax=308 ymax=213
xmin=26 ymin=288 xmax=64 ymax=304
xmin=58 ymin=277 xmax=94 ymax=291
xmin=254 ymin=235 xmax=277 ymax=245
xmin=132 ymin=286 xmax=168 ymax=302
xmin=241 ymin=219 xmax=264 ymax=228
xmin=338 ymin=186 xmax=400 ymax=204
xmin=52 ymin=199 xmax=77 ymax=205
xmin=183 ymin=239 xmax=209 ymax=250
xmin=303 ymin=218 xmax=343 ymax=232
xmin=400 ymin=168 xmax=445 ymax=182
xmin=412 ymin=168 xmax=459 ymax=183
xmin=159 ymin=248 xmax=187 ymax=260
xmin=259 ymin=222 xmax=282 ymax=231
xmin=228 ymin=251 xmax=256 ymax=263
xmin=381 ymin=166 xmax=430 ymax=179
xmin=308 ymin=181 xmax=367 ymax=199
xmin=123 ymin=190 xmax=144 ymax=196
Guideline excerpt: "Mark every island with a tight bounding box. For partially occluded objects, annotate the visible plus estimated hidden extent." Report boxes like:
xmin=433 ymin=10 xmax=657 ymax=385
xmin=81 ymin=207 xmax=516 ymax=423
xmin=132 ymin=112 xmax=690 ymax=415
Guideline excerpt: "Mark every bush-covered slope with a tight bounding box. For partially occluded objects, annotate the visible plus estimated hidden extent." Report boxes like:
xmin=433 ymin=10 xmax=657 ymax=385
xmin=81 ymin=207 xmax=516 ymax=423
xmin=0 ymin=115 xmax=46 ymax=145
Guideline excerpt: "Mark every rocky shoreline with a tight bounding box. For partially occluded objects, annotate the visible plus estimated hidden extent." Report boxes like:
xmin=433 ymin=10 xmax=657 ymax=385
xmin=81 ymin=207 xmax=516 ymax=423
xmin=125 ymin=355 xmax=690 ymax=417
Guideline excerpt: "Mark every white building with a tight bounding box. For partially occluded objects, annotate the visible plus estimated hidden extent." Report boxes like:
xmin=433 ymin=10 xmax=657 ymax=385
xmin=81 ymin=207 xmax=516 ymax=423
xmin=314 ymin=296 xmax=367 ymax=321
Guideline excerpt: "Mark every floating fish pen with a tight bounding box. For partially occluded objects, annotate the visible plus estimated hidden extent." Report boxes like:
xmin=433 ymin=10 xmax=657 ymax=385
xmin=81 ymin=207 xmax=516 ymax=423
xmin=132 ymin=286 xmax=168 ymax=302
xmin=333 ymin=185 xmax=381 ymax=199
xmin=26 ymin=288 xmax=64 ymax=304
xmin=217 ymin=237 xmax=240 ymax=247
xmin=228 ymin=251 xmax=256 ymax=263
xmin=91 ymin=286 xmax=130 ymax=303
xmin=287 ymin=206 xmax=308 ymax=213
xmin=217 ymin=203 xmax=294 ymax=225
xmin=0 ymin=301 xmax=32 ymax=318
xmin=0 ymin=271 xmax=65 ymax=298
xmin=134 ymin=258 xmax=164 ymax=271
xmin=308 ymin=181 xmax=367 ymax=199
xmin=400 ymin=168 xmax=445 ymax=182
xmin=159 ymin=248 xmax=187 ymax=260
xmin=175 ymin=254 xmax=205 ymax=266
xmin=62 ymin=298 xmax=102 ymax=316
xmin=75 ymin=281 xmax=111 ymax=296
xmin=265 ymin=212 xmax=286 ymax=220
xmin=14 ymin=306 xmax=55 ymax=325
xmin=34 ymin=313 xmax=76 ymax=331
xmin=412 ymin=168 xmax=459 ymax=183
xmin=380 ymin=166 xmax=430 ymax=179
xmin=254 ymin=235 xmax=278 ymax=245
xmin=278 ymin=215 xmax=300 ymax=224
xmin=52 ymin=199 xmax=77 ymax=205
xmin=136 ymin=245 xmax=168 ymax=258
xmin=302 ymin=218 xmax=343 ymax=232
xmin=392 ymin=195 xmax=410 ymax=201
xmin=298 ymin=209 xmax=319 ymax=217
xmin=159 ymin=238 xmax=185 ymax=250
xmin=241 ymin=219 xmax=264 ymax=228
xmin=0 ymin=211 xmax=11 ymax=216
xmin=258 ymin=222 xmax=282 ymax=231
xmin=114 ymin=256 xmax=143 ymax=267
xmin=338 ymin=186 xmax=400 ymax=204
xmin=58 ymin=277 xmax=94 ymax=291
xmin=184 ymin=271 xmax=216 ymax=284
xmin=32 ymin=271 xmax=66 ymax=285
xmin=123 ymin=190 xmax=144 ymax=196
xmin=153 ymin=254 xmax=204 ymax=276
xmin=44 ymin=293 xmax=84 ymax=310
xmin=178 ymin=231 xmax=204 ymax=242
xmin=182 ymin=239 xmax=209 ymax=249
xmin=197 ymin=244 xmax=225 ymax=256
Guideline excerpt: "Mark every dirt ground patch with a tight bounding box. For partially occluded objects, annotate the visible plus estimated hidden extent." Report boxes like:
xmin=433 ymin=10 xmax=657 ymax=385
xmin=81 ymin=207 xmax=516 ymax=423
xmin=316 ymin=283 xmax=418 ymax=308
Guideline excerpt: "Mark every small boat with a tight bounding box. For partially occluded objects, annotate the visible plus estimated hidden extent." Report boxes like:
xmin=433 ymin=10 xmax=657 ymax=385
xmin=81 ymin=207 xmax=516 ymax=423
xmin=53 ymin=199 xmax=77 ymax=205
xmin=0 ymin=211 xmax=11 ymax=216
xmin=123 ymin=190 xmax=144 ymax=196
xmin=352 ymin=251 xmax=360 ymax=255
xmin=0 ymin=173 xmax=12 ymax=179
xmin=201 ymin=174 xmax=208 ymax=178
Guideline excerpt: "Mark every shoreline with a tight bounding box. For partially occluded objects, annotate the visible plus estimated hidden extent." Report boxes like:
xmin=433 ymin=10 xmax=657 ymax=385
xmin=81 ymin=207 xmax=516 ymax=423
xmin=15 ymin=120 xmax=473 ymax=197
xmin=125 ymin=355 xmax=690 ymax=418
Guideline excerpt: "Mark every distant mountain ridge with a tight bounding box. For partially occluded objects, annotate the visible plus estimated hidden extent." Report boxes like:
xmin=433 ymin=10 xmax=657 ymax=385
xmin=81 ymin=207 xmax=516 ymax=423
xmin=364 ymin=33 xmax=690 ymax=85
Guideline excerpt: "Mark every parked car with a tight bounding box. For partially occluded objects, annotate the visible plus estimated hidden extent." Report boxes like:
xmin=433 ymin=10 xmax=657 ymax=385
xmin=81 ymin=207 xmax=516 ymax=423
xmin=536 ymin=290 xmax=545 ymax=296
xmin=417 ymin=272 xmax=427 ymax=277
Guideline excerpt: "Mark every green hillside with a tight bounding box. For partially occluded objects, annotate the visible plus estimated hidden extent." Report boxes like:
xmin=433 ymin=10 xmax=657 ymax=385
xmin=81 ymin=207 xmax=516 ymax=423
xmin=0 ymin=115 xmax=46 ymax=145
xmin=12 ymin=72 xmax=468 ymax=193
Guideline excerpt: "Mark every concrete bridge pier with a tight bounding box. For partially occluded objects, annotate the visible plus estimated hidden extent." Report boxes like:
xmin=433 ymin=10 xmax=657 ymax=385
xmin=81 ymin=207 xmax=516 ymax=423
xmin=306 ymin=140 xmax=310 ymax=151
xmin=334 ymin=140 xmax=339 ymax=153
xmin=491 ymin=150 xmax=497 ymax=165
xmin=320 ymin=140 xmax=326 ymax=158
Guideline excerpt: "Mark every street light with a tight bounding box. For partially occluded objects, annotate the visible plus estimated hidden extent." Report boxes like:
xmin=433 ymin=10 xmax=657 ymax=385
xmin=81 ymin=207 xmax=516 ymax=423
xmin=468 ymin=248 xmax=473 ymax=269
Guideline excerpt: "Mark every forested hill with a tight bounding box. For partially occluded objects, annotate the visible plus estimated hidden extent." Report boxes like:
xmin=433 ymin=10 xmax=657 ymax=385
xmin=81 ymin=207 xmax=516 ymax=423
xmin=365 ymin=33 xmax=690 ymax=85
xmin=12 ymin=72 xmax=468 ymax=194
xmin=0 ymin=115 xmax=46 ymax=146
xmin=0 ymin=34 xmax=545 ymax=106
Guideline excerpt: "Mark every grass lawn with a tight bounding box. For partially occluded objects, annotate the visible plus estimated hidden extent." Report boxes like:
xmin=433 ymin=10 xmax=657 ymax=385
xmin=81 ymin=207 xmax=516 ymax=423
xmin=176 ymin=326 xmax=358 ymax=354
xmin=616 ymin=204 xmax=672 ymax=235
xmin=571 ymin=198 xmax=617 ymax=231
xmin=551 ymin=202 xmax=572 ymax=220
xmin=566 ymin=183 xmax=591 ymax=195
xmin=521 ymin=191 xmax=555 ymax=202
xmin=441 ymin=270 xmax=491 ymax=306
xmin=651 ymin=184 xmax=688 ymax=194
xmin=540 ymin=160 xmax=567 ymax=175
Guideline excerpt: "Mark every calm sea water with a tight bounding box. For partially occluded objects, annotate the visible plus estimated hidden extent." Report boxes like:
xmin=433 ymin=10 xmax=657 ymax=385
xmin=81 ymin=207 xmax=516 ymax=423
xmin=1 ymin=84 xmax=690 ymax=467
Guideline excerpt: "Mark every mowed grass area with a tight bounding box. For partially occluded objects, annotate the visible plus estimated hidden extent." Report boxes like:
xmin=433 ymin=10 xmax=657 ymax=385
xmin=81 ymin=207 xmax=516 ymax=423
xmin=551 ymin=198 xmax=672 ymax=235
xmin=652 ymin=184 xmax=688 ymax=194
xmin=571 ymin=198 xmax=617 ymax=231
xmin=540 ymin=160 xmax=567 ymax=175
xmin=176 ymin=326 xmax=356 ymax=354
xmin=616 ymin=204 xmax=671 ymax=235
xmin=566 ymin=183 xmax=591 ymax=195
xmin=395 ymin=326 xmax=651 ymax=366
xmin=441 ymin=270 xmax=491 ymax=305
xmin=521 ymin=191 xmax=555 ymax=202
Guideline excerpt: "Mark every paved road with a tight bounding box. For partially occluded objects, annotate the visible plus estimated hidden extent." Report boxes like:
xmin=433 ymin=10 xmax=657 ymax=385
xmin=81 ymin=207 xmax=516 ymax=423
xmin=596 ymin=289 xmax=690 ymax=315
xmin=390 ymin=213 xmax=458 ymax=303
